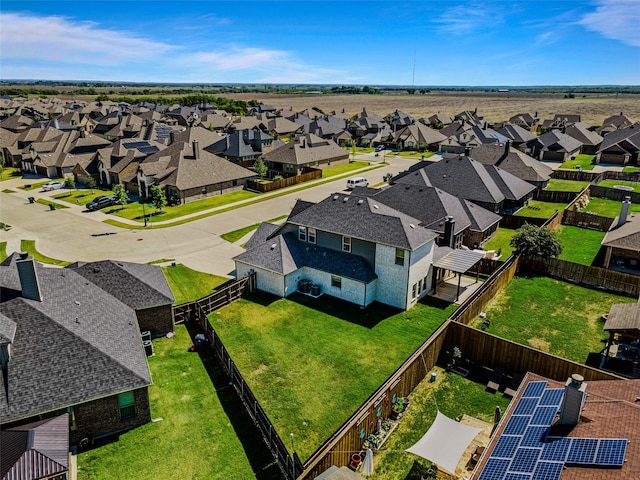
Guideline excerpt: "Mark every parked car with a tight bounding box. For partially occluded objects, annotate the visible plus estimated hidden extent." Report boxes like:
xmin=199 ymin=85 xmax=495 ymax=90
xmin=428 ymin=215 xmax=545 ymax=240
xmin=86 ymin=195 xmax=116 ymax=211
xmin=375 ymin=145 xmax=385 ymax=152
xmin=42 ymin=181 xmax=64 ymax=191
xmin=346 ymin=177 xmax=369 ymax=189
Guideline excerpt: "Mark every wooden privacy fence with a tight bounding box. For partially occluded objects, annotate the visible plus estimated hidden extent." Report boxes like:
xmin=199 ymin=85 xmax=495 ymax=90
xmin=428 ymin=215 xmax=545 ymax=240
xmin=589 ymin=185 xmax=640 ymax=204
xmin=246 ymin=169 xmax=321 ymax=193
xmin=533 ymin=189 xmax=580 ymax=203
xmin=562 ymin=209 xmax=614 ymax=231
xmin=443 ymin=323 xmax=624 ymax=382
xmin=551 ymin=170 xmax=600 ymax=182
xmin=499 ymin=214 xmax=547 ymax=229
xmin=521 ymin=256 xmax=640 ymax=298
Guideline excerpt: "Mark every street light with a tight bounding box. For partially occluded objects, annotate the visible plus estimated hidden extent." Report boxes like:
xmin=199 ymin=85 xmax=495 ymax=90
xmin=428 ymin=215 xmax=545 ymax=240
xmin=290 ymin=433 xmax=296 ymax=479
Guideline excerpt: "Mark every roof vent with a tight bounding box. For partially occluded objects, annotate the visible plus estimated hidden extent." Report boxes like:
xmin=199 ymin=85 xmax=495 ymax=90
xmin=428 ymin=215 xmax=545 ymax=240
xmin=358 ymin=199 xmax=364 ymax=205
xmin=343 ymin=197 xmax=349 ymax=202
xmin=333 ymin=195 xmax=339 ymax=200
xmin=373 ymin=204 xmax=379 ymax=209
xmin=270 ymin=243 xmax=277 ymax=250
xmin=409 ymin=224 xmax=415 ymax=229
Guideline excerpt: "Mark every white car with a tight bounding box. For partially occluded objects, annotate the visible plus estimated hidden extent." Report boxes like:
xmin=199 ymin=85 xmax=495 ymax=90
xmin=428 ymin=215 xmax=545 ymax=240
xmin=42 ymin=181 xmax=65 ymax=191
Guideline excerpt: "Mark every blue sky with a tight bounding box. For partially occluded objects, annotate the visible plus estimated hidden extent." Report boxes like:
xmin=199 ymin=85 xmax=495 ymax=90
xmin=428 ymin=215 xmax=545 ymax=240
xmin=1 ymin=1 xmax=639 ymax=86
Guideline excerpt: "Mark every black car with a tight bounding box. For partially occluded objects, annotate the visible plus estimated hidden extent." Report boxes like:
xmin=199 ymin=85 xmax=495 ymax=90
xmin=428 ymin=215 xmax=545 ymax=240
xmin=86 ymin=195 xmax=116 ymax=211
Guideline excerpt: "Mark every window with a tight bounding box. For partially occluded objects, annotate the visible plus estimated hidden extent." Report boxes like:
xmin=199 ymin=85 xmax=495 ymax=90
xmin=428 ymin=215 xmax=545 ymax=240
xmin=418 ymin=279 xmax=422 ymax=294
xmin=201 ymin=186 xmax=207 ymax=194
xmin=412 ymin=283 xmax=417 ymax=299
xmin=395 ymin=248 xmax=405 ymax=265
xmin=118 ymin=391 xmax=136 ymax=419
xmin=299 ymin=226 xmax=307 ymax=242
xmin=331 ymin=275 xmax=342 ymax=289
xmin=308 ymin=227 xmax=316 ymax=244
xmin=342 ymin=236 xmax=352 ymax=252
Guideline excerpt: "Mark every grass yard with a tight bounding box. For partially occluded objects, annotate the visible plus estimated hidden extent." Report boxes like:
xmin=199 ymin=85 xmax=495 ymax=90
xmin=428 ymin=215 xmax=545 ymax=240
xmin=546 ymin=179 xmax=590 ymax=192
xmin=52 ymin=188 xmax=101 ymax=204
xmin=20 ymin=239 xmax=71 ymax=266
xmin=555 ymin=225 xmax=605 ymax=265
xmin=622 ymin=166 xmax=640 ymax=173
xmin=322 ymin=161 xmax=371 ymax=178
xmin=35 ymin=198 xmax=68 ymax=209
xmin=18 ymin=180 xmax=53 ymax=191
xmin=470 ymin=275 xmax=636 ymax=364
xmin=559 ymin=154 xmax=596 ymax=170
xmin=162 ymin=264 xmax=230 ymax=304
xmin=482 ymin=228 xmax=517 ymax=259
xmin=220 ymin=215 xmax=288 ymax=243
xmin=209 ymin=292 xmax=457 ymax=460
xmin=385 ymin=151 xmax=434 ymax=159
xmin=0 ymin=242 xmax=6 ymax=262
xmin=77 ymin=325 xmax=258 ymax=480
xmin=515 ymin=201 xmax=567 ymax=219
xmin=371 ymin=367 xmax=511 ymax=480
xmin=582 ymin=197 xmax=640 ymax=217
xmin=0 ymin=167 xmax=22 ymax=181
xmin=597 ymin=179 xmax=640 ymax=191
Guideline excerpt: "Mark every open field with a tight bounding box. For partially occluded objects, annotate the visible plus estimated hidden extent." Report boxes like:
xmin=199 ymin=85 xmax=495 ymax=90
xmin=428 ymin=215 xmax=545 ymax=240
xmin=223 ymin=93 xmax=640 ymax=126
xmin=209 ymin=292 xmax=456 ymax=460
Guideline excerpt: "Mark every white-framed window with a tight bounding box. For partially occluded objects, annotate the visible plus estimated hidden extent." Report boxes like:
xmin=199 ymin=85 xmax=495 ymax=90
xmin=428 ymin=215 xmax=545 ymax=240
xmin=342 ymin=236 xmax=352 ymax=252
xmin=331 ymin=275 xmax=342 ymax=288
xmin=412 ymin=283 xmax=417 ymax=300
xmin=299 ymin=226 xmax=307 ymax=241
xmin=395 ymin=248 xmax=405 ymax=266
xmin=308 ymin=227 xmax=316 ymax=244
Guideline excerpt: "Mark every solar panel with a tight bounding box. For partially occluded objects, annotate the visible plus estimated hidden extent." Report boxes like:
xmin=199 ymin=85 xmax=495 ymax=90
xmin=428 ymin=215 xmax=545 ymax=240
xmin=539 ymin=388 xmax=564 ymax=407
xmin=522 ymin=381 xmax=548 ymax=398
xmin=123 ymin=141 xmax=147 ymax=149
xmin=531 ymin=461 xmax=563 ymax=480
xmin=504 ymin=473 xmax=532 ymax=480
xmin=541 ymin=437 xmax=571 ymax=462
xmin=514 ymin=398 xmax=539 ymax=416
xmin=567 ymin=438 xmax=599 ymax=464
xmin=510 ymin=447 xmax=541 ymax=473
xmin=521 ymin=426 xmax=548 ymax=447
xmin=478 ymin=458 xmax=511 ymax=480
xmin=138 ymin=146 xmax=160 ymax=154
xmin=493 ymin=435 xmax=522 ymax=459
xmin=594 ymin=439 xmax=627 ymax=466
xmin=530 ymin=406 xmax=557 ymax=426
xmin=504 ymin=415 xmax=531 ymax=435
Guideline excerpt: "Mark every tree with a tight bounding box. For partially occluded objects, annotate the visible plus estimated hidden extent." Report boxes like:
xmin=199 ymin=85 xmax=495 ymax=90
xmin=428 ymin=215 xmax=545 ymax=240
xmin=63 ymin=177 xmax=75 ymax=189
xmin=112 ymin=184 xmax=129 ymax=209
xmin=252 ymin=157 xmax=268 ymax=179
xmin=149 ymin=185 xmax=167 ymax=213
xmin=85 ymin=177 xmax=96 ymax=193
xmin=510 ymin=223 xmax=562 ymax=259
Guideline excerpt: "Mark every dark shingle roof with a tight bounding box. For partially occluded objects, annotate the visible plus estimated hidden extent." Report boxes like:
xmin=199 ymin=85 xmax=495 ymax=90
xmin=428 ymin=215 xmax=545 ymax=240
xmin=0 ymin=261 xmax=151 ymax=423
xmin=470 ymin=144 xmax=553 ymax=184
xmin=263 ymin=134 xmax=348 ymax=166
xmin=602 ymin=214 xmax=640 ymax=250
xmin=244 ymin=222 xmax=280 ymax=250
xmin=598 ymin=123 xmax=640 ymax=153
xmin=534 ymin=130 xmax=583 ymax=153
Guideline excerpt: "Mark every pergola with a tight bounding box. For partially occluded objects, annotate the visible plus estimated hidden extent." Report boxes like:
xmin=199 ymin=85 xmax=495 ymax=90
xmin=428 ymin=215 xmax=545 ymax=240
xmin=431 ymin=250 xmax=486 ymax=301
xmin=604 ymin=302 xmax=640 ymax=363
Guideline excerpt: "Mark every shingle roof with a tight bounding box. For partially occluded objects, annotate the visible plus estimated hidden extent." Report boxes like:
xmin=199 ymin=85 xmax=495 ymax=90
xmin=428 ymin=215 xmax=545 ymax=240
xmin=68 ymin=260 xmax=175 ymax=309
xmin=602 ymin=213 xmax=640 ymax=250
xmin=470 ymin=144 xmax=553 ymax=184
xmin=393 ymin=123 xmax=446 ymax=145
xmin=286 ymin=193 xmax=438 ymax=250
xmin=564 ymin=122 xmax=604 ymax=147
xmin=0 ymin=260 xmax=151 ymax=423
xmin=604 ymin=302 xmax=640 ymax=332
xmin=234 ymin=232 xmax=378 ymax=282
xmin=263 ymin=133 xmax=348 ymax=166
xmin=244 ymin=222 xmax=280 ymax=250
xmin=495 ymin=124 xmax=537 ymax=144
xmin=598 ymin=123 xmax=640 ymax=153
xmin=534 ymin=130 xmax=583 ymax=153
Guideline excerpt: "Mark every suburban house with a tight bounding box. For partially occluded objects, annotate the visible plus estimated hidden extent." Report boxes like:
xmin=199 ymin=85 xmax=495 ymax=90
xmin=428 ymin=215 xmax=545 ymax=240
xmin=205 ymin=129 xmax=275 ymax=165
xmin=200 ymin=112 xmax=231 ymax=132
xmin=495 ymin=123 xmax=537 ymax=152
xmin=507 ymin=112 xmax=539 ymax=132
xmin=598 ymin=112 xmax=635 ymax=134
xmin=601 ymin=198 xmax=640 ymax=274
xmin=305 ymin=115 xmax=349 ymax=141
xmin=262 ymin=133 xmax=349 ymax=176
xmin=392 ymin=123 xmax=446 ymax=152
xmin=424 ymin=112 xmax=452 ymax=129
xmin=0 ymin=114 xmax=34 ymax=133
xmin=394 ymin=154 xmax=536 ymax=214
xmin=348 ymin=108 xmax=393 ymax=147
xmin=353 ymin=183 xmax=502 ymax=249
xmin=136 ymin=140 xmax=255 ymax=203
xmin=0 ymin=127 xmax=19 ymax=167
xmin=564 ymin=122 xmax=604 ymax=155
xmin=234 ymin=193 xmax=440 ymax=310
xmin=0 ymin=253 xmax=156 ymax=449
xmin=469 ymin=142 xmax=553 ymax=189
xmin=384 ymin=109 xmax=415 ymax=132
xmin=596 ymin=123 xmax=640 ymax=165
xmin=95 ymin=138 xmax=163 ymax=189
xmin=538 ymin=113 xmax=582 ymax=133
xmin=530 ymin=130 xmax=583 ymax=162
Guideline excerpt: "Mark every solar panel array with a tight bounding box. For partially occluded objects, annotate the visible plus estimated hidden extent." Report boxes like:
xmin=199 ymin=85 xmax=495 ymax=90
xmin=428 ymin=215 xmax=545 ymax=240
xmin=478 ymin=380 xmax=628 ymax=480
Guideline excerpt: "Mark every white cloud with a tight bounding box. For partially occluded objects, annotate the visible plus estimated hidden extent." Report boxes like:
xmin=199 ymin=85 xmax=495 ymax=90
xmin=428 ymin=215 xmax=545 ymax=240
xmin=578 ymin=0 xmax=640 ymax=47
xmin=0 ymin=12 xmax=175 ymax=65
xmin=435 ymin=4 xmax=502 ymax=35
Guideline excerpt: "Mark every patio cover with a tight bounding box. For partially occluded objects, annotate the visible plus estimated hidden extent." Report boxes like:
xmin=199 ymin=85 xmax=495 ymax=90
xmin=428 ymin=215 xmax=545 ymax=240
xmin=406 ymin=411 xmax=482 ymax=474
xmin=432 ymin=249 xmax=485 ymax=274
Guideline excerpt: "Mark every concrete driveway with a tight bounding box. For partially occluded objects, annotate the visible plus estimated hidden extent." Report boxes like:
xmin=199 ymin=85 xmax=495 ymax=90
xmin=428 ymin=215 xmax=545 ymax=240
xmin=0 ymin=155 xmax=416 ymax=276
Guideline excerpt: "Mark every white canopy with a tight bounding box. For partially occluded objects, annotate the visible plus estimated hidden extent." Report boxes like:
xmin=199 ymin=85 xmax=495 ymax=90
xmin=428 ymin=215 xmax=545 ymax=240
xmin=406 ymin=411 xmax=482 ymax=474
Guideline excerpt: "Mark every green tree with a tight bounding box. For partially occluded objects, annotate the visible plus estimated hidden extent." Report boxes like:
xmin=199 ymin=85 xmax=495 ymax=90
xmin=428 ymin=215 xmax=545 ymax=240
xmin=112 ymin=183 xmax=129 ymax=209
xmin=63 ymin=177 xmax=75 ymax=189
xmin=510 ymin=223 xmax=562 ymax=259
xmin=252 ymin=157 xmax=268 ymax=179
xmin=84 ymin=177 xmax=96 ymax=193
xmin=149 ymin=185 xmax=167 ymax=213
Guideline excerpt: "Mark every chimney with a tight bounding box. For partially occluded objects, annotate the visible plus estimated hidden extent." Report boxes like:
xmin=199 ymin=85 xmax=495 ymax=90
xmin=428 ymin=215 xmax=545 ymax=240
xmin=558 ymin=374 xmax=587 ymax=426
xmin=16 ymin=253 xmax=43 ymax=302
xmin=192 ymin=140 xmax=200 ymax=159
xmin=464 ymin=147 xmax=471 ymax=156
xmin=443 ymin=216 xmax=456 ymax=248
xmin=618 ymin=196 xmax=631 ymax=227
xmin=53 ymin=119 xmax=60 ymax=129
xmin=505 ymin=140 xmax=511 ymax=155
xmin=79 ymin=129 xmax=86 ymax=139
xmin=170 ymin=131 xmax=176 ymax=144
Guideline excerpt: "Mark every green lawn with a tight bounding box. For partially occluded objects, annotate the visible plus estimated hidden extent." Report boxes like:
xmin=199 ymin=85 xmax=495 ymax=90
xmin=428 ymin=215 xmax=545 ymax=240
xmin=385 ymin=151 xmax=434 ymax=159
xmin=483 ymin=228 xmax=517 ymax=259
xmin=77 ymin=325 xmax=257 ymax=480
xmin=622 ymin=166 xmax=640 ymax=173
xmin=471 ymin=276 xmax=635 ymax=364
xmin=546 ymin=179 xmax=590 ymax=192
xmin=220 ymin=215 xmax=288 ymax=243
xmin=0 ymin=167 xmax=22 ymax=181
xmin=582 ymin=197 xmax=640 ymax=217
xmin=35 ymin=198 xmax=68 ymax=209
xmin=515 ymin=201 xmax=567 ymax=219
xmin=559 ymin=154 xmax=596 ymax=170
xmin=209 ymin=292 xmax=457 ymax=460
xmin=322 ymin=161 xmax=371 ymax=178
xmin=0 ymin=242 xmax=7 ymax=262
xmin=370 ymin=367 xmax=511 ymax=480
xmin=52 ymin=188 xmax=100 ymax=204
xmin=18 ymin=180 xmax=53 ymax=191
xmin=162 ymin=264 xmax=230 ymax=304
xmin=555 ymin=225 xmax=605 ymax=265
xmin=597 ymin=179 xmax=640 ymax=191
xmin=20 ymin=239 xmax=71 ymax=266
